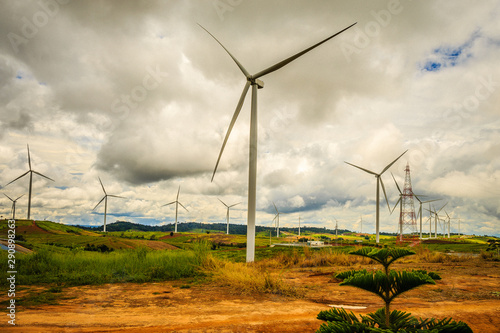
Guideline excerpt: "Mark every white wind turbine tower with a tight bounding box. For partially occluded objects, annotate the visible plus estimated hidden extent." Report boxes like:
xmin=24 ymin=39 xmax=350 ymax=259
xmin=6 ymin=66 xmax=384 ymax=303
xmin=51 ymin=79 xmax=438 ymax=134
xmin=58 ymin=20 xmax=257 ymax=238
xmin=218 ymin=198 xmax=240 ymax=234
xmin=272 ymin=202 xmax=282 ymax=238
xmin=201 ymin=22 xmax=356 ymax=262
xmin=162 ymin=186 xmax=188 ymax=233
xmin=345 ymin=150 xmax=407 ymax=243
xmin=4 ymin=194 xmax=24 ymax=220
xmin=444 ymin=210 xmax=452 ymax=239
xmin=298 ymin=216 xmax=301 ymax=237
xmin=335 ymin=218 xmax=339 ymax=245
xmin=4 ymin=144 xmax=54 ymax=220
xmin=93 ymin=177 xmax=124 ymax=233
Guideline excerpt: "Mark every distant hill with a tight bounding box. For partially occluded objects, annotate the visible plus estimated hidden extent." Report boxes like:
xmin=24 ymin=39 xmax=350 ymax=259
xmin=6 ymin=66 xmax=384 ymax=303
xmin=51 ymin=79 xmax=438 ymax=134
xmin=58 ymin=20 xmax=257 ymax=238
xmin=77 ymin=220 xmax=354 ymax=236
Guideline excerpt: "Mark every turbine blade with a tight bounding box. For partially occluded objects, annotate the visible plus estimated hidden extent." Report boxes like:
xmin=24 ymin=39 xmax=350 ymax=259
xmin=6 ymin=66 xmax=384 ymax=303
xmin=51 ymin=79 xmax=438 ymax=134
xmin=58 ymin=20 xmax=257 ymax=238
xmin=4 ymin=171 xmax=30 ymax=187
xmin=162 ymin=201 xmax=176 ymax=207
xmin=229 ymin=202 xmax=241 ymax=208
xmin=33 ymin=170 xmax=55 ymax=182
xmin=198 ymin=24 xmax=250 ymax=78
xmin=14 ymin=194 xmax=25 ymax=201
xmin=212 ymin=81 xmax=251 ymax=182
xmin=422 ymin=199 xmax=441 ymax=204
xmin=178 ymin=202 xmax=188 ymax=212
xmin=380 ymin=150 xmax=408 ymax=175
xmin=27 ymin=144 xmax=32 ymax=170
xmin=108 ymin=195 xmax=124 ymax=199
xmin=391 ymin=197 xmax=401 ymax=214
xmin=176 ymin=186 xmax=180 ymax=200
xmin=218 ymin=198 xmax=228 ymax=207
xmin=98 ymin=177 xmax=107 ymax=195
xmin=93 ymin=196 xmax=106 ymax=211
xmin=3 ymin=193 xmax=13 ymax=201
xmin=437 ymin=202 xmax=448 ymax=214
xmin=344 ymin=161 xmax=378 ymax=176
xmin=391 ymin=172 xmax=402 ymax=194
xmin=273 ymin=202 xmax=279 ymax=214
xmin=379 ymin=177 xmax=391 ymax=212
xmin=253 ymin=22 xmax=357 ymax=79
xmin=414 ymin=194 xmax=422 ymax=203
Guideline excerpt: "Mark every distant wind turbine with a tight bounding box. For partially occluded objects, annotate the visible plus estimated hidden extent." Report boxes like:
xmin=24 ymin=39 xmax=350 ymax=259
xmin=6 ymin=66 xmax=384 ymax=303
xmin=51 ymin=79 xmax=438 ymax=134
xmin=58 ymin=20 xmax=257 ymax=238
xmin=426 ymin=203 xmax=447 ymax=238
xmin=93 ymin=177 xmax=124 ymax=233
xmin=414 ymin=195 xmax=440 ymax=239
xmin=218 ymin=198 xmax=240 ymax=234
xmin=162 ymin=186 xmax=188 ymax=233
xmin=390 ymin=173 xmax=404 ymax=240
xmin=298 ymin=216 xmax=301 ymax=237
xmin=444 ymin=210 xmax=452 ymax=239
xmin=4 ymin=194 xmax=24 ymax=220
xmin=345 ymin=150 xmax=407 ymax=243
xmin=201 ymin=22 xmax=357 ymax=262
xmin=4 ymin=144 xmax=54 ymax=220
xmin=273 ymin=202 xmax=282 ymax=238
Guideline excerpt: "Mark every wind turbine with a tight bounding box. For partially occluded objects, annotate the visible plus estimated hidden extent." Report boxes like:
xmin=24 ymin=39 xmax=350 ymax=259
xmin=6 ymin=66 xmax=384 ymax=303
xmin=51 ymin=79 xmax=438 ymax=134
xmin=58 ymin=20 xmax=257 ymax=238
xmin=335 ymin=218 xmax=339 ymax=245
xmin=4 ymin=144 xmax=54 ymax=220
xmin=162 ymin=186 xmax=188 ymax=233
xmin=426 ymin=203 xmax=447 ymax=238
xmin=345 ymin=150 xmax=407 ymax=243
xmin=4 ymin=194 xmax=24 ymax=220
xmin=414 ymin=195 xmax=440 ymax=239
xmin=218 ymin=198 xmax=240 ymax=234
xmin=201 ymin=22 xmax=357 ymax=262
xmin=390 ymin=173 xmax=404 ymax=240
xmin=93 ymin=177 xmax=124 ymax=233
xmin=298 ymin=216 xmax=301 ymax=237
xmin=444 ymin=210 xmax=452 ymax=239
xmin=272 ymin=202 xmax=282 ymax=238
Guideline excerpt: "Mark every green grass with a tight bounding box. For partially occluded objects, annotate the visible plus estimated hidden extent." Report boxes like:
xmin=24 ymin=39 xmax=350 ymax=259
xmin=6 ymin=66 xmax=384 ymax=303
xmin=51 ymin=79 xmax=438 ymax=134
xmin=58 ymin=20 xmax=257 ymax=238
xmin=0 ymin=242 xmax=211 ymax=287
xmin=35 ymin=221 xmax=97 ymax=235
xmin=420 ymin=242 xmax=488 ymax=253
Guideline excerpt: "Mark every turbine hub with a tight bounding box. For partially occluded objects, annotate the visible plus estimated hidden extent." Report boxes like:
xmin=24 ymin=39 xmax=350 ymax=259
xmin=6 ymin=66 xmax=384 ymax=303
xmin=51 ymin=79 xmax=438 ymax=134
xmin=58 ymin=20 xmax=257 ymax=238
xmin=249 ymin=78 xmax=264 ymax=89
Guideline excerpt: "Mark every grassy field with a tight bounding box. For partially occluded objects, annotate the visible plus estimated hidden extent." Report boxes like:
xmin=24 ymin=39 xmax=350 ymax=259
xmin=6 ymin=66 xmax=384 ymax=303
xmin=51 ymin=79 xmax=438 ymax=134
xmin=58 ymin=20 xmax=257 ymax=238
xmin=0 ymin=241 xmax=211 ymax=288
xmin=1 ymin=219 xmax=496 ymax=288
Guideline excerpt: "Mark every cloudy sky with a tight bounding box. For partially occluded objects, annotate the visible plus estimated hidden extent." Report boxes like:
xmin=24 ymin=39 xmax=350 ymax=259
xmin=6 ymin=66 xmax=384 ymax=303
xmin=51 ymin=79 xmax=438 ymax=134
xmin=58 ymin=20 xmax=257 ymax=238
xmin=1 ymin=0 xmax=499 ymax=237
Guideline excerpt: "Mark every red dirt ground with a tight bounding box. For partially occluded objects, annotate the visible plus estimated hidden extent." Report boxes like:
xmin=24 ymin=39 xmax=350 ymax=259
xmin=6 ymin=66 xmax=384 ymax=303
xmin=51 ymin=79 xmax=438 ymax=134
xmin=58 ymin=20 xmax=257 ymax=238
xmin=14 ymin=221 xmax=51 ymax=235
xmin=2 ymin=261 xmax=499 ymax=332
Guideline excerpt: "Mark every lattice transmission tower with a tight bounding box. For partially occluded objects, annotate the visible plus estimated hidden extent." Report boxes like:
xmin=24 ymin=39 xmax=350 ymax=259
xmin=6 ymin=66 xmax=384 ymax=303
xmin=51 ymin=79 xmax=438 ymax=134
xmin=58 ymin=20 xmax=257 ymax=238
xmin=398 ymin=163 xmax=418 ymax=242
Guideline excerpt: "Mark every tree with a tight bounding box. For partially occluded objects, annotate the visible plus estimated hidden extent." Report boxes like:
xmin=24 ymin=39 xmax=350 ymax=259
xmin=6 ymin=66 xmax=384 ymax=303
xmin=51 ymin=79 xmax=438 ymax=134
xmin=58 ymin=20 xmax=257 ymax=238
xmin=487 ymin=239 xmax=500 ymax=256
xmin=316 ymin=247 xmax=472 ymax=332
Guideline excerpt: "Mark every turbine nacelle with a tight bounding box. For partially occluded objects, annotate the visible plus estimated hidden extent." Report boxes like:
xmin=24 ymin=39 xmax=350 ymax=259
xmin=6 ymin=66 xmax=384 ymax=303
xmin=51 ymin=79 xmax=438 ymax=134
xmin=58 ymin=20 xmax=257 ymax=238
xmin=249 ymin=78 xmax=264 ymax=89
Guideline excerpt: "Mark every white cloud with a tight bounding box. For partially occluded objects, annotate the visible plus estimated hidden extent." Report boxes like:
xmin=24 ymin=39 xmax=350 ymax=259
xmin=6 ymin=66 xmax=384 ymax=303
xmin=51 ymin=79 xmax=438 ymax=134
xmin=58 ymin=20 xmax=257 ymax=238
xmin=0 ymin=1 xmax=498 ymax=236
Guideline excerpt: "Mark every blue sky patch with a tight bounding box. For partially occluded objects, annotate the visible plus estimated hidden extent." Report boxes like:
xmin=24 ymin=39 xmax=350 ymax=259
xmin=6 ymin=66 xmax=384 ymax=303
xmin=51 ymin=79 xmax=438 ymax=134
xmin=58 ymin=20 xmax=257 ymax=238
xmin=421 ymin=31 xmax=480 ymax=72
